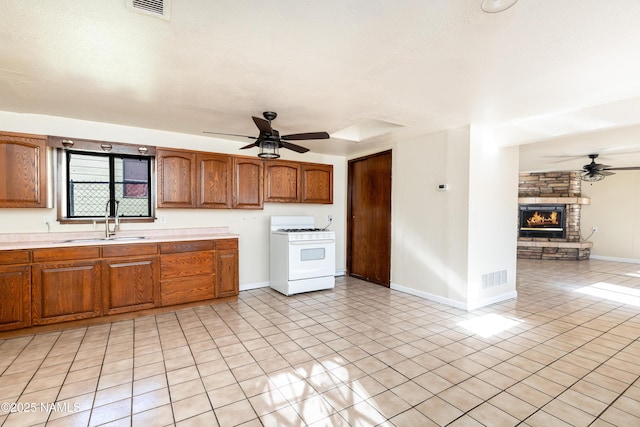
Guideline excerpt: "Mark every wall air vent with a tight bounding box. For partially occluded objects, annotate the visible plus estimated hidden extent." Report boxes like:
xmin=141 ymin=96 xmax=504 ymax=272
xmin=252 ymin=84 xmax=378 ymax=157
xmin=481 ymin=269 xmax=508 ymax=289
xmin=127 ymin=0 xmax=171 ymax=20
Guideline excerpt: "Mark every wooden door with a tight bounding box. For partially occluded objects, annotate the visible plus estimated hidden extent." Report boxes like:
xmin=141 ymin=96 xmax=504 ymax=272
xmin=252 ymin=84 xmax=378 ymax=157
xmin=215 ymin=239 xmax=239 ymax=298
xmin=347 ymin=150 xmax=392 ymax=286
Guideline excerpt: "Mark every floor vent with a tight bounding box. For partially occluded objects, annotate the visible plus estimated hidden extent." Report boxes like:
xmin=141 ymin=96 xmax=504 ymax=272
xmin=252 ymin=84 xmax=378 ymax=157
xmin=482 ymin=269 xmax=508 ymax=289
xmin=127 ymin=0 xmax=171 ymax=20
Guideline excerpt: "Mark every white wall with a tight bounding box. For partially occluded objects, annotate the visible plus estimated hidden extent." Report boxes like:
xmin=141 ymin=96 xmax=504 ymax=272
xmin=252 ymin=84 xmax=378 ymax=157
xmin=581 ymin=170 xmax=640 ymax=262
xmin=391 ymin=127 xmax=471 ymax=306
xmin=467 ymin=126 xmax=519 ymax=309
xmin=390 ymin=125 xmax=518 ymax=310
xmin=0 ymin=112 xmax=347 ymax=288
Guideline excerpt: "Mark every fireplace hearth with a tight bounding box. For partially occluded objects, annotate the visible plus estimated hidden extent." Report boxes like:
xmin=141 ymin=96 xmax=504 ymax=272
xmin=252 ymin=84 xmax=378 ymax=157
xmin=519 ymin=204 xmax=565 ymax=239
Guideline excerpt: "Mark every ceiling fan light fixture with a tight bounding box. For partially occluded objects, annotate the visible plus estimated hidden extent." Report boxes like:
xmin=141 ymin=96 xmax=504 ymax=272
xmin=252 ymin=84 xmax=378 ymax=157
xmin=258 ymin=141 xmax=280 ymax=159
xmin=581 ymin=173 xmax=605 ymax=182
xmin=481 ymin=0 xmax=518 ymax=13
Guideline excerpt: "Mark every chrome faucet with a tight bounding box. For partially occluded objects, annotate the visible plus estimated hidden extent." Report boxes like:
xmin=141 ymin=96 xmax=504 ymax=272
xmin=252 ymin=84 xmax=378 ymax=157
xmin=105 ymin=199 xmax=120 ymax=238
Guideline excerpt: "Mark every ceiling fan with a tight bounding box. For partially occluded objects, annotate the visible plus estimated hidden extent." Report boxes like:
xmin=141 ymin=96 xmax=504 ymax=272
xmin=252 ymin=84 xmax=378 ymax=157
xmin=581 ymin=154 xmax=640 ymax=182
xmin=203 ymin=111 xmax=330 ymax=159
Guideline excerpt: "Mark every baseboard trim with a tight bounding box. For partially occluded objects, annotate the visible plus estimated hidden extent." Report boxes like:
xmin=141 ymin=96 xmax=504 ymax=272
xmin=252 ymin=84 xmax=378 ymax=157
xmin=240 ymin=281 xmax=270 ymax=291
xmin=390 ymin=283 xmax=467 ymax=310
xmin=590 ymin=255 xmax=640 ymax=264
xmin=390 ymin=282 xmax=517 ymax=311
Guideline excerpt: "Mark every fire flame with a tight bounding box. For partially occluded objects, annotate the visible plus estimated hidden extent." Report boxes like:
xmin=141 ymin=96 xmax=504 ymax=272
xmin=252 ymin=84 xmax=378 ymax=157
xmin=527 ymin=211 xmax=558 ymax=227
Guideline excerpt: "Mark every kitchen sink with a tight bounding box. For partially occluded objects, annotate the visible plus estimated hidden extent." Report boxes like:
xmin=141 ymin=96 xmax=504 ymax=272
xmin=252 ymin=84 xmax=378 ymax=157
xmin=108 ymin=236 xmax=147 ymax=241
xmin=61 ymin=236 xmax=147 ymax=243
xmin=62 ymin=238 xmax=107 ymax=243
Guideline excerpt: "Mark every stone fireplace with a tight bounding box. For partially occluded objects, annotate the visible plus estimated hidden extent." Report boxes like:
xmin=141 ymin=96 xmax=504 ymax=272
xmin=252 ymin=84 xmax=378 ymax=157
xmin=517 ymin=172 xmax=592 ymax=260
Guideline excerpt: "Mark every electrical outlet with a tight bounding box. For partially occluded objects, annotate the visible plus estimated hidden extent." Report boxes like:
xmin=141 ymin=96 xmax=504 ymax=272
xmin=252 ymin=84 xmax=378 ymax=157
xmin=159 ymin=216 xmax=167 ymax=224
xmin=592 ymin=226 xmax=598 ymax=233
xmin=328 ymin=214 xmax=333 ymax=222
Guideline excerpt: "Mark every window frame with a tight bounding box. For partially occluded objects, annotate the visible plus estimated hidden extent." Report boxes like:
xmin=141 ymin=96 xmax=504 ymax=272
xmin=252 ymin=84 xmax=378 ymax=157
xmin=56 ymin=148 xmax=156 ymax=224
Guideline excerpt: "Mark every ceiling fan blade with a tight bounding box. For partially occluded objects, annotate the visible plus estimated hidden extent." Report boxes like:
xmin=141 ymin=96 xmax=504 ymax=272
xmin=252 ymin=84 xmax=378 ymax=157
xmin=281 ymin=132 xmax=330 ymax=141
xmin=281 ymin=141 xmax=310 ymax=153
xmin=603 ymin=166 xmax=640 ymax=171
xmin=599 ymin=171 xmax=616 ymax=176
xmin=252 ymin=116 xmax=272 ymax=134
xmin=203 ymin=131 xmax=257 ymax=140
xmin=239 ymin=141 xmax=259 ymax=150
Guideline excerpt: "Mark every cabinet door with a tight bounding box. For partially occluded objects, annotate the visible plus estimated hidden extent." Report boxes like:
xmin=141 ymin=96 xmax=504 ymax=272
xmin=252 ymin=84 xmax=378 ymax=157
xmin=301 ymin=163 xmax=333 ymax=204
xmin=0 ymin=265 xmax=31 ymax=331
xmin=102 ymin=256 xmax=159 ymax=315
xmin=197 ymin=153 xmax=232 ymax=208
xmin=0 ymin=132 xmax=47 ymax=208
xmin=264 ymin=160 xmax=301 ymax=203
xmin=32 ymin=260 xmax=101 ymax=325
xmin=215 ymin=239 xmax=239 ymax=298
xmin=233 ymin=157 xmax=263 ymax=209
xmin=157 ymin=149 xmax=196 ymax=207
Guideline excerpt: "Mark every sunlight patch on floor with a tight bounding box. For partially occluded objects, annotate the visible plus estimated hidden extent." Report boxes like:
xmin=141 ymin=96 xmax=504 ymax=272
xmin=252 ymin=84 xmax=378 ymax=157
xmin=458 ymin=313 xmax=521 ymax=338
xmin=576 ymin=282 xmax=640 ymax=307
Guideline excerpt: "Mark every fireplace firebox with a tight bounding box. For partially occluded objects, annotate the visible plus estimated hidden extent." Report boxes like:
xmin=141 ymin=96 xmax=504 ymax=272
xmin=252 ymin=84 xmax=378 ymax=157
xmin=519 ymin=204 xmax=566 ymax=239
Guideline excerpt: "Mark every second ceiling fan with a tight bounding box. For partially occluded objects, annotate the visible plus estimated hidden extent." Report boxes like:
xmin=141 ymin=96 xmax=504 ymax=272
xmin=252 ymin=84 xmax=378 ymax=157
xmin=204 ymin=111 xmax=330 ymax=159
xmin=581 ymin=154 xmax=640 ymax=181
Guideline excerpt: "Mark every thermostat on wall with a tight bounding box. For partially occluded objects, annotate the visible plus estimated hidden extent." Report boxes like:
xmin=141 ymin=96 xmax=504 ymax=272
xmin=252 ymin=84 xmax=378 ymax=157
xmin=437 ymin=184 xmax=449 ymax=191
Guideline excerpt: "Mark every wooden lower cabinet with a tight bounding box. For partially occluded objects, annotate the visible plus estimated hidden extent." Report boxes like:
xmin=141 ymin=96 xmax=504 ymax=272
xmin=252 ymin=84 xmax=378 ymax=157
xmin=215 ymin=239 xmax=239 ymax=298
xmin=0 ymin=265 xmax=31 ymax=331
xmin=0 ymin=237 xmax=239 ymax=331
xmin=102 ymin=256 xmax=159 ymax=315
xmin=32 ymin=260 xmax=102 ymax=325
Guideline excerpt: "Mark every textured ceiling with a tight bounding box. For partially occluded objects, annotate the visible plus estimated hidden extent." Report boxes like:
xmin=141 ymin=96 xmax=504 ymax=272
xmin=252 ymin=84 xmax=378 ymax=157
xmin=2 ymin=0 xmax=640 ymax=166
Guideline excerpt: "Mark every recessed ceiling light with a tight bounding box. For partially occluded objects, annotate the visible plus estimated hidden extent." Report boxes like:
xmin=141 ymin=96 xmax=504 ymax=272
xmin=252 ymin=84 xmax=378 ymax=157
xmin=481 ymin=0 xmax=518 ymax=13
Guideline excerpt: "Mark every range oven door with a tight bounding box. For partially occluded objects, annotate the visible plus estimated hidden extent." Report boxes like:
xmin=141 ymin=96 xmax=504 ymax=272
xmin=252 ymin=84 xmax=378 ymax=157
xmin=288 ymin=239 xmax=336 ymax=281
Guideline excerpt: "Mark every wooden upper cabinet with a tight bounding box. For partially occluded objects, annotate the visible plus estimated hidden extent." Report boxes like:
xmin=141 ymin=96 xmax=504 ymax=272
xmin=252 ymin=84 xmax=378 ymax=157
xmin=197 ymin=153 xmax=232 ymax=209
xmin=233 ymin=157 xmax=263 ymax=209
xmin=157 ymin=147 xmax=333 ymax=208
xmin=301 ymin=163 xmax=333 ymax=204
xmin=157 ymin=149 xmax=196 ymax=208
xmin=264 ymin=160 xmax=301 ymax=203
xmin=0 ymin=131 xmax=47 ymax=208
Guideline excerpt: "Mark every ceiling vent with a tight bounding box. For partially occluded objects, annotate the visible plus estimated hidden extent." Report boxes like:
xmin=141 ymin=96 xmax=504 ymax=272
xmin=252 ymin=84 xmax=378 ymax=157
xmin=126 ymin=0 xmax=171 ymax=20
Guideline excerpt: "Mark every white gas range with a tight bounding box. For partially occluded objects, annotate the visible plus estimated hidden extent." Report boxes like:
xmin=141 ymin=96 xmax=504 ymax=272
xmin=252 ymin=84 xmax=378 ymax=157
xmin=270 ymin=216 xmax=336 ymax=296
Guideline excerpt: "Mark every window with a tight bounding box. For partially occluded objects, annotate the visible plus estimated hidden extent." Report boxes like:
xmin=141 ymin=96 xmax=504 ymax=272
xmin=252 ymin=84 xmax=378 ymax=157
xmin=66 ymin=151 xmax=152 ymax=218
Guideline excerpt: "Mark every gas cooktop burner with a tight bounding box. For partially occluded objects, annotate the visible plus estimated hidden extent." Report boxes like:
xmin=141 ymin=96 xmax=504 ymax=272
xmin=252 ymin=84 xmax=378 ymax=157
xmin=278 ymin=228 xmax=328 ymax=232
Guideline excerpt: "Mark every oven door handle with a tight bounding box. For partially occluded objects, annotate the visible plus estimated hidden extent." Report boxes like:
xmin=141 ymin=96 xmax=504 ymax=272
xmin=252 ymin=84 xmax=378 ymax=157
xmin=289 ymin=239 xmax=335 ymax=245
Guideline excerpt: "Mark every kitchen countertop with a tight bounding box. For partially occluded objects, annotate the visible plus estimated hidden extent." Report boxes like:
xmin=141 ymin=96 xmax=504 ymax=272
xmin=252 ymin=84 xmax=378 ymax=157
xmin=0 ymin=227 xmax=238 ymax=250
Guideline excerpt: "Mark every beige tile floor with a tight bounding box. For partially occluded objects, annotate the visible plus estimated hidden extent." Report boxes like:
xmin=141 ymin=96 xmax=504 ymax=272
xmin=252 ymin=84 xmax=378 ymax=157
xmin=1 ymin=258 xmax=640 ymax=426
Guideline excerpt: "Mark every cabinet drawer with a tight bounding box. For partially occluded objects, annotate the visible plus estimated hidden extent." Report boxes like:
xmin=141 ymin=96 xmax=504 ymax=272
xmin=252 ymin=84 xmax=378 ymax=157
xmin=215 ymin=239 xmax=238 ymax=250
xmin=160 ymin=240 xmax=215 ymax=254
xmin=161 ymin=275 xmax=215 ymax=306
xmin=33 ymin=246 xmax=101 ymax=262
xmin=160 ymin=251 xmax=215 ymax=279
xmin=102 ymin=243 xmax=158 ymax=258
xmin=0 ymin=249 xmax=31 ymax=265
